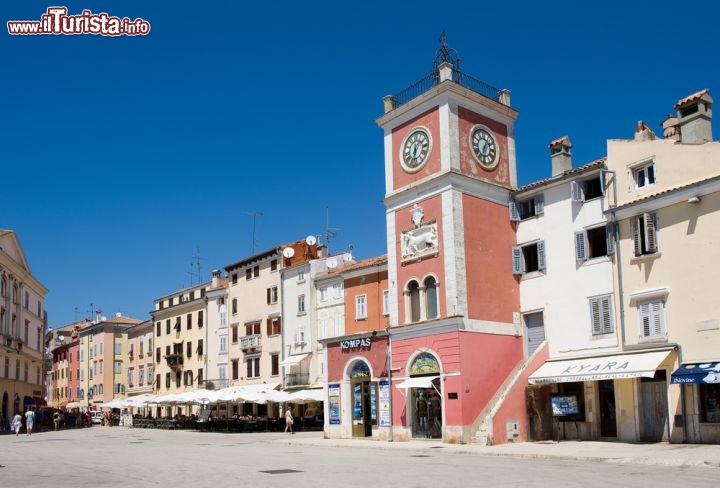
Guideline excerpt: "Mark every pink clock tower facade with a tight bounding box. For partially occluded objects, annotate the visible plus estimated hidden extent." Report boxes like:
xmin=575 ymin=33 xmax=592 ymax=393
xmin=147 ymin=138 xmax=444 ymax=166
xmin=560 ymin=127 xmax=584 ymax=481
xmin=376 ymin=44 xmax=527 ymax=443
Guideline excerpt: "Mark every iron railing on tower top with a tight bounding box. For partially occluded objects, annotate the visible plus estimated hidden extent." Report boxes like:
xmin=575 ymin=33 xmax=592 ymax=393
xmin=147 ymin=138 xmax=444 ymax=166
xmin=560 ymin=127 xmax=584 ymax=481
xmin=388 ymin=68 xmax=503 ymax=111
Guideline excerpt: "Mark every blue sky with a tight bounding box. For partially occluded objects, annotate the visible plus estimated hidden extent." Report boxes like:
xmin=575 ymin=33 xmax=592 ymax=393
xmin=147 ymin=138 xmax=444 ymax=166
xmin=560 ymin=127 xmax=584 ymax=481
xmin=3 ymin=1 xmax=718 ymax=328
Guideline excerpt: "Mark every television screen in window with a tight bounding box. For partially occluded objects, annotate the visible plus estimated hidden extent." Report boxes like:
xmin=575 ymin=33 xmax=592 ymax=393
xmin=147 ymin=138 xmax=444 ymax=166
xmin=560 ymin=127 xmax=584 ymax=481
xmin=551 ymin=394 xmax=579 ymax=416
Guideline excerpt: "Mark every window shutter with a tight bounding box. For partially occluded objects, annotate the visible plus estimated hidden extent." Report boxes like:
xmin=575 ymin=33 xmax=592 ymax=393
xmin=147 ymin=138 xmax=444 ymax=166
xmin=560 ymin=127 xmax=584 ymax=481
xmin=266 ymin=288 xmax=271 ymax=305
xmin=590 ymin=298 xmax=602 ymax=335
xmin=600 ymin=296 xmax=612 ymax=334
xmin=509 ymin=202 xmax=520 ymax=221
xmin=537 ymin=240 xmax=546 ymax=271
xmin=640 ymin=302 xmax=651 ymax=337
xmin=266 ymin=318 xmax=272 ymax=336
xmin=651 ymin=300 xmax=664 ymax=337
xmin=644 ymin=213 xmax=658 ymax=253
xmin=534 ymin=194 xmax=545 ymax=215
xmin=575 ymin=231 xmax=588 ymax=262
xmin=605 ymin=223 xmax=615 ymax=254
xmin=511 ymin=246 xmax=523 ymax=274
xmin=632 ymin=217 xmax=642 ymax=256
xmin=571 ymin=181 xmax=584 ymax=202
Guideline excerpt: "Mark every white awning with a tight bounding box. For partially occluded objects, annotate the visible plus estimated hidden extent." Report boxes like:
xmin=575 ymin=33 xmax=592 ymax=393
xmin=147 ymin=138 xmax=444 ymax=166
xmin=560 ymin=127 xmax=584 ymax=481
xmin=395 ymin=376 xmax=440 ymax=389
xmin=528 ymin=350 xmax=672 ymax=385
xmin=280 ymin=353 xmax=311 ymax=367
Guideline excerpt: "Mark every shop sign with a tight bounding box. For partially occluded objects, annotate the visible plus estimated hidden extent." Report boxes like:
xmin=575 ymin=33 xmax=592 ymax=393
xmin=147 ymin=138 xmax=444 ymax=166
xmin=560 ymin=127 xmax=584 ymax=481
xmin=341 ymin=337 xmax=371 ymax=351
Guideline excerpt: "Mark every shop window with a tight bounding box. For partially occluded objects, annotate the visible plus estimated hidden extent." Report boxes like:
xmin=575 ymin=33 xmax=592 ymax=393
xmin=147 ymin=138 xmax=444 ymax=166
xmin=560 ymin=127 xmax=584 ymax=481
xmin=700 ymin=384 xmax=720 ymax=423
xmin=556 ymin=382 xmax=585 ymax=422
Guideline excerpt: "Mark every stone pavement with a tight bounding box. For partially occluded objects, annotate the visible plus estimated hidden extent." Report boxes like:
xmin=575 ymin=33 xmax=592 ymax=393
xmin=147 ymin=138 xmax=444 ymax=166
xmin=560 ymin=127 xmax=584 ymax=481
xmin=279 ymin=434 xmax=720 ymax=469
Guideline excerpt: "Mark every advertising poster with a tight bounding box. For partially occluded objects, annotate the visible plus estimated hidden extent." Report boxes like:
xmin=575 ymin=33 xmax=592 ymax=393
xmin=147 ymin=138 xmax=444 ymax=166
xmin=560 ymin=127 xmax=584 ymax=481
xmin=328 ymin=383 xmax=341 ymax=425
xmin=379 ymin=379 xmax=390 ymax=427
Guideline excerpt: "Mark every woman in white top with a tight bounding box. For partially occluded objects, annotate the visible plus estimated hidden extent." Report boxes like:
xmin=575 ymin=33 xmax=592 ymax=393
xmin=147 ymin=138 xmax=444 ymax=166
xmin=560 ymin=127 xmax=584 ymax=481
xmin=11 ymin=413 xmax=22 ymax=436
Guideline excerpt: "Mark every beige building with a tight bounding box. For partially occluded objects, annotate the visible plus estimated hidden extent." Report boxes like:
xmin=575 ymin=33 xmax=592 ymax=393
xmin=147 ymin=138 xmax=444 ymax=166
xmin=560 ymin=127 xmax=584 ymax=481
xmin=0 ymin=230 xmax=48 ymax=424
xmin=607 ymin=89 xmax=720 ymax=443
xmin=151 ymin=282 xmax=209 ymax=416
xmin=126 ymin=320 xmax=154 ymax=401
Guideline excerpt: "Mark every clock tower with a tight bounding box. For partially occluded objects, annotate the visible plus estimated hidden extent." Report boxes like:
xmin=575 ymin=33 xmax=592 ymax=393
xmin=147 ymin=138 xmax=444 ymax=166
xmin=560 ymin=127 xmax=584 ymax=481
xmin=376 ymin=36 xmax=524 ymax=444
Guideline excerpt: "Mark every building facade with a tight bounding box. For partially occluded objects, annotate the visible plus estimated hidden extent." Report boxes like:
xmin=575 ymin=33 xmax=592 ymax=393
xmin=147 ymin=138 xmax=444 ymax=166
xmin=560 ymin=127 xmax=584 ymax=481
xmin=0 ymin=230 xmax=48 ymax=425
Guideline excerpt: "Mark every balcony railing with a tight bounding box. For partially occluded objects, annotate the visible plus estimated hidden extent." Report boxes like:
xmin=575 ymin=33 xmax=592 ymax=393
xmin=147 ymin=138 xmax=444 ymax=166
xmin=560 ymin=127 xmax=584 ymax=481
xmin=165 ymin=353 xmax=184 ymax=369
xmin=240 ymin=335 xmax=261 ymax=351
xmin=284 ymin=373 xmax=309 ymax=387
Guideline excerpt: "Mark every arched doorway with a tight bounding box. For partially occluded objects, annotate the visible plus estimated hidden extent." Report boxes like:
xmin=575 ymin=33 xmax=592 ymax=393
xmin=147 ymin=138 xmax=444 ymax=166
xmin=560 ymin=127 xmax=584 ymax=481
xmin=408 ymin=352 xmax=442 ymax=439
xmin=349 ymin=360 xmax=374 ymax=437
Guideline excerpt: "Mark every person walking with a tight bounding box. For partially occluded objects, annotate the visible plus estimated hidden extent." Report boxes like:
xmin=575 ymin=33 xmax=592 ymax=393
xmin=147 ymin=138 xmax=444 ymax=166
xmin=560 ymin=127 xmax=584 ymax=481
xmin=24 ymin=408 xmax=35 ymax=436
xmin=53 ymin=411 xmax=60 ymax=431
xmin=11 ymin=413 xmax=22 ymax=437
xmin=284 ymin=405 xmax=294 ymax=434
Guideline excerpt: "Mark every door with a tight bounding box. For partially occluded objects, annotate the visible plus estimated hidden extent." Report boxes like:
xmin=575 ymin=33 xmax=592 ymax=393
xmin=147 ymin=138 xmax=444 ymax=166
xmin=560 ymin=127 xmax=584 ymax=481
xmin=525 ymin=312 xmax=545 ymax=357
xmin=640 ymin=372 xmax=668 ymax=442
xmin=598 ymin=380 xmax=617 ymax=438
xmin=351 ymin=380 xmax=373 ymax=437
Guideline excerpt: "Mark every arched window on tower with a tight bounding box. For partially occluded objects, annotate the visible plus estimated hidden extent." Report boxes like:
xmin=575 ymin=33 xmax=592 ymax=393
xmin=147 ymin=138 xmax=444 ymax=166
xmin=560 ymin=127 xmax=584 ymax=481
xmin=424 ymin=276 xmax=438 ymax=319
xmin=408 ymin=281 xmax=421 ymax=323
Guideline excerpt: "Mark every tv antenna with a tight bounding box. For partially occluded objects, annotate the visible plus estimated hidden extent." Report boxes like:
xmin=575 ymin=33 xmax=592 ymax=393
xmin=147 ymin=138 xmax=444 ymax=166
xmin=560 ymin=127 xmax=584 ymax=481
xmin=188 ymin=246 xmax=203 ymax=285
xmin=324 ymin=207 xmax=340 ymax=253
xmin=245 ymin=211 xmax=263 ymax=254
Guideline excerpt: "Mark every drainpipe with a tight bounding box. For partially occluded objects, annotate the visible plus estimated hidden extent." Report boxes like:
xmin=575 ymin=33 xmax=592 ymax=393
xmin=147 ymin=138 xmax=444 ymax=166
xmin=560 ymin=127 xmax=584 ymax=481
xmin=385 ymin=326 xmax=394 ymax=442
xmin=604 ymin=169 xmax=686 ymax=443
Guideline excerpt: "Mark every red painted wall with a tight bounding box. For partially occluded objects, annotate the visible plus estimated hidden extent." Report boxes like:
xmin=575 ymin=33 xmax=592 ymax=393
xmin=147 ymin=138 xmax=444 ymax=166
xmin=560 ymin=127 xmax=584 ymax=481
xmin=326 ymin=336 xmax=389 ymax=383
xmin=491 ymin=343 xmax=548 ymax=444
xmin=394 ymin=195 xmax=445 ymax=325
xmin=391 ymin=108 xmax=441 ymax=190
xmin=344 ymin=270 xmax=389 ymax=337
xmin=463 ymin=194 xmax=519 ymax=323
xmin=457 ymin=106 xmax=511 ymax=186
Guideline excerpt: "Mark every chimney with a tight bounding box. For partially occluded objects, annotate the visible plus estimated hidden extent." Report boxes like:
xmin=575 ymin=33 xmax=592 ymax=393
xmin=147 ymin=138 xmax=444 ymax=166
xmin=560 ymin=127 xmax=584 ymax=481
xmin=549 ymin=136 xmax=572 ymax=176
xmin=211 ymin=269 xmax=220 ymax=288
xmin=661 ymin=114 xmax=680 ymax=141
xmin=634 ymin=120 xmax=656 ymax=141
xmin=675 ymin=89 xmax=713 ymax=144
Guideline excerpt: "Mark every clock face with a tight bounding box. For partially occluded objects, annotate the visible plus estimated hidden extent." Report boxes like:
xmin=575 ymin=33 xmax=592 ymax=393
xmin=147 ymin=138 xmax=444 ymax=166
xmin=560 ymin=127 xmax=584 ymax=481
xmin=470 ymin=125 xmax=499 ymax=169
xmin=400 ymin=128 xmax=431 ymax=172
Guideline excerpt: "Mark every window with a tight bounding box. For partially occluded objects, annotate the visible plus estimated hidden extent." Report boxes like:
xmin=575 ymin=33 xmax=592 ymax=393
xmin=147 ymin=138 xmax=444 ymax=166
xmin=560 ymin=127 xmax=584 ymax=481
xmin=232 ymin=298 xmax=238 ymax=315
xmin=245 ymin=321 xmax=261 ymax=335
xmin=187 ymin=313 xmax=192 ymax=330
xmin=230 ymin=325 xmax=238 ymax=343
xmin=382 ymin=290 xmax=390 ymax=316
xmin=590 ymin=295 xmax=614 ymax=335
xmin=271 ymin=354 xmax=279 ymax=376
xmin=298 ymin=294 xmax=306 ymax=314
xmin=297 ymin=270 xmax=305 ymax=282
xmin=114 ymin=360 xmax=121 ymax=373
xmin=246 ymin=358 xmax=253 ymax=378
xmin=509 ymin=194 xmax=544 ymax=221
xmin=575 ymin=224 xmax=614 ymax=262
xmin=632 ymin=213 xmax=658 ymax=256
xmin=639 ymin=299 xmax=666 ymax=340
xmin=232 ymin=273 xmax=238 ymax=284
xmin=246 ymin=268 xmax=252 ymax=280
xmin=114 ymin=343 xmax=121 ymax=354
xmin=267 ymin=317 xmax=281 ymax=336
xmin=197 ymin=368 xmax=203 ymax=385
xmin=270 ymin=259 xmax=277 ymax=271
xmin=219 ymin=335 xmax=228 ymax=354
xmin=156 ymin=347 xmax=161 ymax=363
xmin=267 ymin=286 xmax=278 ymax=305
xmin=174 ymin=317 xmax=181 ymax=331
xmin=424 ymin=276 xmax=438 ymax=319
xmin=198 ymin=310 xmax=204 ymax=328
xmin=700 ymin=384 xmax=720 ymax=423
xmin=197 ymin=339 xmax=203 ymax=357
xmin=186 ymin=341 xmax=192 ymax=358
xmin=166 ymin=319 xmax=171 ymax=335
xmin=185 ymin=370 xmax=193 ymax=386
xmin=408 ymin=281 xmax=421 ymax=322
xmin=156 ymin=322 xmax=161 ymax=336
xmin=512 ymin=241 xmax=546 ymax=274
xmin=128 ymin=369 xmax=134 ymax=387
xmin=253 ymin=265 xmax=260 ymax=278
xmin=355 ymin=295 xmax=367 ymax=319
xmin=232 ymin=359 xmax=239 ymax=380
xmin=633 ymin=162 xmax=655 ymax=189
xmin=571 ymin=176 xmax=604 ymax=202
xmin=138 ymin=367 xmax=144 ymax=385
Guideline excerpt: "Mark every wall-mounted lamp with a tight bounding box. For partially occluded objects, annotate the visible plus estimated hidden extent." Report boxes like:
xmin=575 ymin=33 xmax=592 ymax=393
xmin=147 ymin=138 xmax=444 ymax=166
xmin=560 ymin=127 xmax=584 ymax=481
xmin=688 ymin=196 xmax=702 ymax=204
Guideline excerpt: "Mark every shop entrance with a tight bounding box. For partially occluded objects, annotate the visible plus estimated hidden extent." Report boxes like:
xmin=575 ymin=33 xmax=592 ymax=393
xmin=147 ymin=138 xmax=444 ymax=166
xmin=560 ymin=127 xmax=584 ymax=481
xmin=351 ymin=379 xmax=373 ymax=437
xmin=639 ymin=371 xmax=668 ymax=442
xmin=411 ymin=382 xmax=442 ymax=439
xmin=598 ymin=380 xmax=617 ymax=438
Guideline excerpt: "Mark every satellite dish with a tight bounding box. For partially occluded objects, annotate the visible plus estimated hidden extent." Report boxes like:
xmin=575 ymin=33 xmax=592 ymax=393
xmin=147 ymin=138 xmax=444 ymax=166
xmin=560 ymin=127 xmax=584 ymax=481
xmin=282 ymin=247 xmax=295 ymax=258
xmin=342 ymin=253 xmax=353 ymax=262
xmin=327 ymin=258 xmax=337 ymax=269
xmin=306 ymin=235 xmax=317 ymax=246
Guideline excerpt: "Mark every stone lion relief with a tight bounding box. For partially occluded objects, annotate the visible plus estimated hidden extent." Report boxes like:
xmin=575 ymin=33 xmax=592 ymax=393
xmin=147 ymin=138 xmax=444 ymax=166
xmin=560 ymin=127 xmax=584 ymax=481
xmin=401 ymin=223 xmax=439 ymax=263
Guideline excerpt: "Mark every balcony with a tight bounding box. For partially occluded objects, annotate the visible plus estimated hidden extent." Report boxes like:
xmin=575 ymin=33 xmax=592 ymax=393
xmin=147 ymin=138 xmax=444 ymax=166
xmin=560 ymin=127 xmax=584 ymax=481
xmin=240 ymin=334 xmax=261 ymax=352
xmin=284 ymin=373 xmax=309 ymax=387
xmin=165 ymin=353 xmax=184 ymax=369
